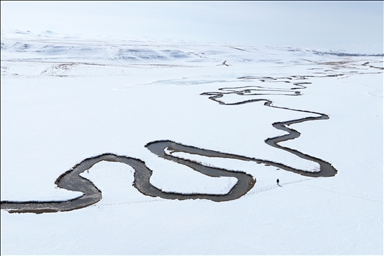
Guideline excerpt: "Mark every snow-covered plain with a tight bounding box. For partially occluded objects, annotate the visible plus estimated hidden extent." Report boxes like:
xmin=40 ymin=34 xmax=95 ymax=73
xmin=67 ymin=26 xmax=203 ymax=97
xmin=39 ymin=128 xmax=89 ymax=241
xmin=1 ymin=30 xmax=383 ymax=254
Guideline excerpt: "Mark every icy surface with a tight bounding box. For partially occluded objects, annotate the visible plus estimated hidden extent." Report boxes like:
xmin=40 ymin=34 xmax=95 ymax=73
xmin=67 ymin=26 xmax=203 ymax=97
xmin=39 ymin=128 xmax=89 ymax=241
xmin=1 ymin=30 xmax=383 ymax=255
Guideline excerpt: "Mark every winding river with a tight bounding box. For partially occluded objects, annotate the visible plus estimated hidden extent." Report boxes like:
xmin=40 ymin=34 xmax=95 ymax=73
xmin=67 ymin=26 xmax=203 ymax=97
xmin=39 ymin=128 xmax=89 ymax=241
xmin=1 ymin=78 xmax=338 ymax=214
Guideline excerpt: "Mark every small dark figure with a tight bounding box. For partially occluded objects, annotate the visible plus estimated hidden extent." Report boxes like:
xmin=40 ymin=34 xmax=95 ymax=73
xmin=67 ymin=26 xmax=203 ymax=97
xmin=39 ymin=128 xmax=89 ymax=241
xmin=276 ymin=179 xmax=280 ymax=185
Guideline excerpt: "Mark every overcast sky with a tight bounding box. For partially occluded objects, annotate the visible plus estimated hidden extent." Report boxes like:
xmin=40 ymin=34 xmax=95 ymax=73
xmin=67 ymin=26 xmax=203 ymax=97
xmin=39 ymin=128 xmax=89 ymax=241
xmin=1 ymin=1 xmax=383 ymax=52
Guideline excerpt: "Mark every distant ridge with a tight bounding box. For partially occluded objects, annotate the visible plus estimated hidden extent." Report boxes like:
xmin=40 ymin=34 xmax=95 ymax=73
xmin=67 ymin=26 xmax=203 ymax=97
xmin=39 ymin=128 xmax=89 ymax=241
xmin=312 ymin=50 xmax=384 ymax=57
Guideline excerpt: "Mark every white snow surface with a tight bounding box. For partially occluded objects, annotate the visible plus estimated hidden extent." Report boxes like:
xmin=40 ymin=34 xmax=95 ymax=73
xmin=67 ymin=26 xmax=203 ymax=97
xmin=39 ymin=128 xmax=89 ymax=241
xmin=1 ymin=30 xmax=383 ymax=255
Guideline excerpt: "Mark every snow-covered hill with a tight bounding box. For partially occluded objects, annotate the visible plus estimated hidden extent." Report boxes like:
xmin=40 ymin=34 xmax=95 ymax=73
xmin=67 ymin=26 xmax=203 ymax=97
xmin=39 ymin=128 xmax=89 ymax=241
xmin=1 ymin=30 xmax=383 ymax=254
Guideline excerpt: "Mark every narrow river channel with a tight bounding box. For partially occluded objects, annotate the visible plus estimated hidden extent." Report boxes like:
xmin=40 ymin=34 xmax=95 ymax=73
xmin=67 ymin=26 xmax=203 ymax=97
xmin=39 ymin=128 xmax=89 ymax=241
xmin=1 ymin=79 xmax=338 ymax=214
